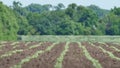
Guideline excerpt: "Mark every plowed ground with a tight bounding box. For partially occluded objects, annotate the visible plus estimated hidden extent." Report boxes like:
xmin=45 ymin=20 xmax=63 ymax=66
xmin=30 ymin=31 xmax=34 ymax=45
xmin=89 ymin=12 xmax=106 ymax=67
xmin=0 ymin=42 xmax=120 ymax=68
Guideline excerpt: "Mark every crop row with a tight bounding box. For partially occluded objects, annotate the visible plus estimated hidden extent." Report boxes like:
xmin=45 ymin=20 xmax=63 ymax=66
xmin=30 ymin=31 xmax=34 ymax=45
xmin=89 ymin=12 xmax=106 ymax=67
xmin=11 ymin=42 xmax=58 ymax=68
xmin=0 ymin=42 xmax=42 ymax=59
xmin=0 ymin=42 xmax=120 ymax=68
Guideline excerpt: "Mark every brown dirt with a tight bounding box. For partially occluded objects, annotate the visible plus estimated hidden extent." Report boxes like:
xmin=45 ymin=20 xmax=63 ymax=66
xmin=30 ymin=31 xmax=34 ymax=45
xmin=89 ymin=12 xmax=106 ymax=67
xmin=0 ymin=42 xmax=41 ymax=55
xmin=82 ymin=42 xmax=120 ymax=68
xmin=14 ymin=42 xmax=40 ymax=49
xmin=0 ymin=42 xmax=16 ymax=55
xmin=0 ymin=42 xmax=52 ymax=68
xmin=94 ymin=43 xmax=120 ymax=58
xmin=1 ymin=42 xmax=120 ymax=68
xmin=63 ymin=42 xmax=95 ymax=68
xmin=0 ymin=41 xmax=12 ymax=45
xmin=106 ymin=43 xmax=120 ymax=49
xmin=22 ymin=42 xmax=65 ymax=68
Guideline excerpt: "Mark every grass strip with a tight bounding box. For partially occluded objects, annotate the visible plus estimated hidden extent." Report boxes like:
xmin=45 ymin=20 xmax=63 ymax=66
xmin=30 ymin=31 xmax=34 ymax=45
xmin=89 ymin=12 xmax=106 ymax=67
xmin=78 ymin=42 xmax=102 ymax=68
xmin=13 ymin=45 xmax=19 ymax=49
xmin=113 ymin=43 xmax=120 ymax=46
xmin=11 ymin=42 xmax=19 ymax=46
xmin=0 ymin=42 xmax=52 ymax=60
xmin=99 ymin=46 xmax=120 ymax=61
xmin=0 ymin=50 xmax=23 ymax=59
xmin=25 ymin=42 xmax=31 ymax=46
xmin=54 ymin=42 xmax=70 ymax=68
xmin=28 ymin=43 xmax=42 ymax=49
xmin=0 ymin=45 xmax=6 ymax=49
xmin=90 ymin=42 xmax=120 ymax=61
xmin=110 ymin=46 xmax=120 ymax=52
xmin=0 ymin=42 xmax=19 ymax=49
xmin=0 ymin=41 xmax=7 ymax=45
xmin=0 ymin=43 xmax=43 ymax=58
xmin=99 ymin=42 xmax=120 ymax=52
xmin=11 ymin=42 xmax=58 ymax=68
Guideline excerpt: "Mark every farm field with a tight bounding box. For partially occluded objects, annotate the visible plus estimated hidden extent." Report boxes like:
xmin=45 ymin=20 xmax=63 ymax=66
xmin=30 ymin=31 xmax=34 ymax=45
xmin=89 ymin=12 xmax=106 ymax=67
xmin=0 ymin=41 xmax=120 ymax=68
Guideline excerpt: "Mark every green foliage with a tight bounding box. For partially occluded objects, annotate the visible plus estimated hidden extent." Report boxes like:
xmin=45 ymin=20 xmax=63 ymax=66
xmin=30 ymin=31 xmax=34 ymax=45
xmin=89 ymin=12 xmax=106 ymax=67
xmin=88 ymin=5 xmax=109 ymax=18
xmin=111 ymin=7 xmax=120 ymax=16
xmin=0 ymin=2 xmax=19 ymax=40
xmin=1 ymin=1 xmax=120 ymax=37
xmin=21 ymin=35 xmax=120 ymax=43
xmin=24 ymin=3 xmax=51 ymax=13
xmin=12 ymin=1 xmax=37 ymax=35
xmin=103 ymin=8 xmax=120 ymax=35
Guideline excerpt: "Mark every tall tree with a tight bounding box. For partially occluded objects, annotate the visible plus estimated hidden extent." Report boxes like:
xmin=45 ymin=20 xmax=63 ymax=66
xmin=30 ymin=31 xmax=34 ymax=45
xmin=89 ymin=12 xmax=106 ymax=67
xmin=0 ymin=2 xmax=19 ymax=40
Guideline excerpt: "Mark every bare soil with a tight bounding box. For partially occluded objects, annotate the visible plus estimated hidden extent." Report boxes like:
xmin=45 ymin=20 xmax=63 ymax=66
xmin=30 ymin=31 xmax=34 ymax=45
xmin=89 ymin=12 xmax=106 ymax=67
xmin=0 ymin=42 xmax=42 ymax=55
xmin=94 ymin=43 xmax=120 ymax=58
xmin=1 ymin=42 xmax=120 ymax=68
xmin=22 ymin=42 xmax=65 ymax=68
xmin=0 ymin=42 xmax=52 ymax=68
xmin=63 ymin=42 xmax=95 ymax=68
xmin=82 ymin=42 xmax=120 ymax=68
xmin=106 ymin=43 xmax=120 ymax=49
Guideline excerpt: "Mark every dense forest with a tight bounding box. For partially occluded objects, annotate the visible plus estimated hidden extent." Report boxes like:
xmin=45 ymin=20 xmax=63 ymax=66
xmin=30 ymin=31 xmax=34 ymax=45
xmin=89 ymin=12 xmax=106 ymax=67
xmin=0 ymin=1 xmax=120 ymax=40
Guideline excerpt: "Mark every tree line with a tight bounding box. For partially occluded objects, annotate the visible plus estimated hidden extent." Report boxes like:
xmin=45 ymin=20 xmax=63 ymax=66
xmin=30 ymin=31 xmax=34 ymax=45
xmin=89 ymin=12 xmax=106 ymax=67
xmin=0 ymin=1 xmax=120 ymax=40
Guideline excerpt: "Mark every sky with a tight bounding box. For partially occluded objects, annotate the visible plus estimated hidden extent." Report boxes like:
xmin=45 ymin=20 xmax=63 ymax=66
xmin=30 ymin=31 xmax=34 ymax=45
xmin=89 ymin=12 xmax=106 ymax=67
xmin=1 ymin=0 xmax=120 ymax=9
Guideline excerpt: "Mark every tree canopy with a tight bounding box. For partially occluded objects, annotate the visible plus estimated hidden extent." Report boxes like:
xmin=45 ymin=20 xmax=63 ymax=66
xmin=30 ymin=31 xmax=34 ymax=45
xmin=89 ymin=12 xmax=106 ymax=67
xmin=0 ymin=1 xmax=120 ymax=40
xmin=0 ymin=2 xmax=19 ymax=40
